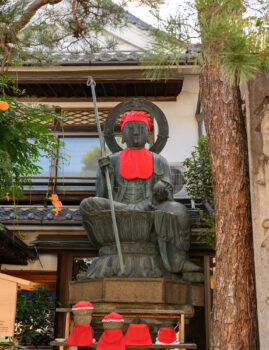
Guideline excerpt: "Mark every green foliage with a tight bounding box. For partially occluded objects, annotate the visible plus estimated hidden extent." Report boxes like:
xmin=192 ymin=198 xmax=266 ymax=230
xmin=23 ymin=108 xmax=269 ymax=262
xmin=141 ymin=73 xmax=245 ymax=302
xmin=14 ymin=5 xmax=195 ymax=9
xmin=183 ymin=136 xmax=215 ymax=249
xmin=0 ymin=337 xmax=25 ymax=350
xmin=145 ymin=0 xmax=268 ymax=85
xmin=196 ymin=0 xmax=269 ymax=83
xmin=0 ymin=74 xmax=65 ymax=199
xmin=15 ymin=286 xmax=56 ymax=346
xmin=195 ymin=210 xmax=215 ymax=249
xmin=182 ymin=135 xmax=213 ymax=205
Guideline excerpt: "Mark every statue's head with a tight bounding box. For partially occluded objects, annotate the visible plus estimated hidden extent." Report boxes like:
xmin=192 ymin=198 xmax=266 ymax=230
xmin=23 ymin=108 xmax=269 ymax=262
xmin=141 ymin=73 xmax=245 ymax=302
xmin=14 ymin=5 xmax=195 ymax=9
xmin=120 ymin=111 xmax=151 ymax=149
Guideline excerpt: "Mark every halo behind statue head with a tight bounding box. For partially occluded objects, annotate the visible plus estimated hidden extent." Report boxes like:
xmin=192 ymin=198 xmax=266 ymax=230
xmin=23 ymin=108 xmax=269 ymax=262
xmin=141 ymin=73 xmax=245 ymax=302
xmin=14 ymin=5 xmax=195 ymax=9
xmin=104 ymin=98 xmax=169 ymax=154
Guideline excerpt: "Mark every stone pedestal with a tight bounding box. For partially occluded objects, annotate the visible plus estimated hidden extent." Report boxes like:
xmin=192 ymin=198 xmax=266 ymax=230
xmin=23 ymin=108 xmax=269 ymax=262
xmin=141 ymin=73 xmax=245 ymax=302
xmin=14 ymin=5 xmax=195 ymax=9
xmin=69 ymin=278 xmax=203 ymax=340
xmin=69 ymin=278 xmax=203 ymax=307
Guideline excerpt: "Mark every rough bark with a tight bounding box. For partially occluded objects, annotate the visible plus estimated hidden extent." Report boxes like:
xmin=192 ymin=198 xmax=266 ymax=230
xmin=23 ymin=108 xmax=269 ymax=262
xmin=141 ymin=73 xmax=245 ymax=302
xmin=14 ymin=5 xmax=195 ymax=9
xmin=200 ymin=64 xmax=258 ymax=349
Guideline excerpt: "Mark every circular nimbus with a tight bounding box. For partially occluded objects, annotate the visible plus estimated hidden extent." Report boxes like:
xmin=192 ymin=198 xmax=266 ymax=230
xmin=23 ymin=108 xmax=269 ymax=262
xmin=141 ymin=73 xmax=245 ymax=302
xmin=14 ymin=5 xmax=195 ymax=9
xmin=104 ymin=98 xmax=169 ymax=154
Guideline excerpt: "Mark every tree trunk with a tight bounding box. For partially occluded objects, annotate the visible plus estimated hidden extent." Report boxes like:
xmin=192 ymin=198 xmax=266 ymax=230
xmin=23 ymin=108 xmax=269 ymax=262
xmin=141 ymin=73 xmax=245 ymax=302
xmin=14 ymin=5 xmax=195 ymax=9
xmin=199 ymin=64 xmax=258 ymax=349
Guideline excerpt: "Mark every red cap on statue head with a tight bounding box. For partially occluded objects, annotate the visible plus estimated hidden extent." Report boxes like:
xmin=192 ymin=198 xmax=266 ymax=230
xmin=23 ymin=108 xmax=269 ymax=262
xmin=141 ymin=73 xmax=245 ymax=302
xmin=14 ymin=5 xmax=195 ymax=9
xmin=120 ymin=110 xmax=151 ymax=131
xmin=72 ymin=301 xmax=94 ymax=310
xmin=102 ymin=312 xmax=124 ymax=322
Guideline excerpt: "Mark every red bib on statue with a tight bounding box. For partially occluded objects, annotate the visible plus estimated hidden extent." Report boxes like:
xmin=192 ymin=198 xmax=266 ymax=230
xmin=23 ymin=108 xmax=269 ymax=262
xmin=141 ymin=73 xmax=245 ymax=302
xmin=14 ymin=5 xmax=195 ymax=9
xmin=120 ymin=147 xmax=153 ymax=179
xmin=156 ymin=327 xmax=179 ymax=344
xmin=124 ymin=324 xmax=152 ymax=345
xmin=96 ymin=329 xmax=125 ymax=350
xmin=66 ymin=324 xmax=93 ymax=346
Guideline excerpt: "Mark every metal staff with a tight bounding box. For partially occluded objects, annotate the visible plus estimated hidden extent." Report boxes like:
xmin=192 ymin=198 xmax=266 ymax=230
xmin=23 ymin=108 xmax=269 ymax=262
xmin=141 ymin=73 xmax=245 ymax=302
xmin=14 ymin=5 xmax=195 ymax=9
xmin=87 ymin=76 xmax=124 ymax=274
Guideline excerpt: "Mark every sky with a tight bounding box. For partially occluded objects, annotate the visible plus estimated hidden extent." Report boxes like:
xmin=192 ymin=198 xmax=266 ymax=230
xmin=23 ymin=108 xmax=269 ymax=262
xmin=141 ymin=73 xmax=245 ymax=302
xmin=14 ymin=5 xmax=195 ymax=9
xmin=118 ymin=0 xmax=182 ymax=26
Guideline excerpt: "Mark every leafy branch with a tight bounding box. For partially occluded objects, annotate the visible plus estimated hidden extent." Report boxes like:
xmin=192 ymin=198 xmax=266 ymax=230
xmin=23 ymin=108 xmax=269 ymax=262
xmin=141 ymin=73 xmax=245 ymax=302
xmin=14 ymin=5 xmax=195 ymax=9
xmin=0 ymin=74 xmax=65 ymax=200
xmin=183 ymin=136 xmax=215 ymax=248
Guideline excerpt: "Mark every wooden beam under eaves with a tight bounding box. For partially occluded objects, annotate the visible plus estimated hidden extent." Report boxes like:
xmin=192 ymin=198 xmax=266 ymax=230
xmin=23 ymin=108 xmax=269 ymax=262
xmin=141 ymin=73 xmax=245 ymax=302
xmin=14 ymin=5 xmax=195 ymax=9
xmin=112 ymin=83 xmax=117 ymax=97
xmin=101 ymin=83 xmax=107 ymax=97
xmin=68 ymin=84 xmax=78 ymax=97
xmin=79 ymin=84 xmax=88 ymax=97
xmin=17 ymin=96 xmax=177 ymax=102
xmin=47 ymin=83 xmax=58 ymax=97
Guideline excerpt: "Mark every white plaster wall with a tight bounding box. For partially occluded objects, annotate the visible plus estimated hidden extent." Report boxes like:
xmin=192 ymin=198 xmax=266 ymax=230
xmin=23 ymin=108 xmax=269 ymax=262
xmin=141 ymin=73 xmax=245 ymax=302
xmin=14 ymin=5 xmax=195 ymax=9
xmin=1 ymin=254 xmax=57 ymax=271
xmin=104 ymin=23 xmax=153 ymax=50
xmin=154 ymin=75 xmax=199 ymax=163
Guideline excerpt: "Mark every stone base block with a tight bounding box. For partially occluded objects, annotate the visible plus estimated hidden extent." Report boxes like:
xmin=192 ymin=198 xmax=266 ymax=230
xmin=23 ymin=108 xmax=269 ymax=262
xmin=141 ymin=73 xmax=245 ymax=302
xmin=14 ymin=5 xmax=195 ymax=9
xmin=69 ymin=278 xmax=204 ymax=307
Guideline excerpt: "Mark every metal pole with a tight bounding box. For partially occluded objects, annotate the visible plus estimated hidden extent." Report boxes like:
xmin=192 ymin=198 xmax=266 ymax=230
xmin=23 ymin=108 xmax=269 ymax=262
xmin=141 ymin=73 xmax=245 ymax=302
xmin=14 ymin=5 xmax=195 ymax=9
xmin=86 ymin=77 xmax=124 ymax=274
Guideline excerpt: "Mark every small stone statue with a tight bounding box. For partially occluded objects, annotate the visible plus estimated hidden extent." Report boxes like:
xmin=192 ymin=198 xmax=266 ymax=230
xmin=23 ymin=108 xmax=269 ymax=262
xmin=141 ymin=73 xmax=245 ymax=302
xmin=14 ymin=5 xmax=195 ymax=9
xmin=97 ymin=312 xmax=125 ymax=350
xmin=66 ymin=301 xmax=94 ymax=347
xmin=80 ymin=110 xmax=200 ymax=279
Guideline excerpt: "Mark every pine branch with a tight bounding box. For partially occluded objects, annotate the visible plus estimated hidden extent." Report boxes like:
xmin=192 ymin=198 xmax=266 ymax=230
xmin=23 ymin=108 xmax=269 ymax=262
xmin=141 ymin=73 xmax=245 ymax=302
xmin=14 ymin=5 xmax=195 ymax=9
xmin=12 ymin=0 xmax=63 ymax=34
xmin=0 ymin=43 xmax=9 ymax=75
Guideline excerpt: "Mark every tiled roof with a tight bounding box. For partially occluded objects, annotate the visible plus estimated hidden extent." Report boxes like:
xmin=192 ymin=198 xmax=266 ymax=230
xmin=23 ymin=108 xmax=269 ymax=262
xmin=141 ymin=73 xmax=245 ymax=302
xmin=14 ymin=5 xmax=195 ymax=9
xmin=0 ymin=203 xmax=201 ymax=224
xmin=49 ymin=49 xmax=200 ymax=65
xmin=125 ymin=12 xmax=154 ymax=31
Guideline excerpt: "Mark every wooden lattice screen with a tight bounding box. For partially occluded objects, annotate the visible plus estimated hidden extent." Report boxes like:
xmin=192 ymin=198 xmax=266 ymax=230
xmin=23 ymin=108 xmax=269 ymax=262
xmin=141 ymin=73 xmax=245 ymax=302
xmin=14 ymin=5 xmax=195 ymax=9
xmin=59 ymin=108 xmax=154 ymax=131
xmin=61 ymin=108 xmax=112 ymax=128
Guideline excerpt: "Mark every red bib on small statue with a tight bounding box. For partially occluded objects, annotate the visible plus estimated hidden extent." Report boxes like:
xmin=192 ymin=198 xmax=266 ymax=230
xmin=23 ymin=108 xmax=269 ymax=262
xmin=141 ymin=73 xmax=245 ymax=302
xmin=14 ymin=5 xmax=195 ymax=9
xmin=124 ymin=324 xmax=152 ymax=346
xmin=156 ymin=327 xmax=179 ymax=344
xmin=66 ymin=324 xmax=93 ymax=346
xmin=96 ymin=329 xmax=125 ymax=350
xmin=120 ymin=147 xmax=153 ymax=179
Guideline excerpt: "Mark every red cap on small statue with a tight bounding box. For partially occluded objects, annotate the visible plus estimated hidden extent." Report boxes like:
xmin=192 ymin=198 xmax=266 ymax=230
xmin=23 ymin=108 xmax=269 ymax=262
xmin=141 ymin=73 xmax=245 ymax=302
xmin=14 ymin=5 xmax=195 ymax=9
xmin=72 ymin=301 xmax=94 ymax=310
xmin=102 ymin=312 xmax=124 ymax=322
xmin=120 ymin=110 xmax=151 ymax=131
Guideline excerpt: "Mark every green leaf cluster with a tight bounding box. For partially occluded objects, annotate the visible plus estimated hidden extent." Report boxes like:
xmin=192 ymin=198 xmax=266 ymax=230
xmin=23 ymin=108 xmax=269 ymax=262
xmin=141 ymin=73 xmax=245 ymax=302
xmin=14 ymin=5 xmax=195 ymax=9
xmin=15 ymin=286 xmax=56 ymax=346
xmin=145 ymin=0 xmax=268 ymax=85
xmin=183 ymin=136 xmax=215 ymax=249
xmin=197 ymin=0 xmax=269 ymax=83
xmin=182 ymin=135 xmax=213 ymax=205
xmin=0 ymin=74 xmax=65 ymax=199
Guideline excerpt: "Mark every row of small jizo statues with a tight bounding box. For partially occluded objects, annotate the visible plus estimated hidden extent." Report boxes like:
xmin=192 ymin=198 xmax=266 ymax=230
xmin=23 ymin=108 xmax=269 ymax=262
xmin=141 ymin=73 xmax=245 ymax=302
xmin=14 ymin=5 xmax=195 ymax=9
xmin=59 ymin=301 xmax=181 ymax=349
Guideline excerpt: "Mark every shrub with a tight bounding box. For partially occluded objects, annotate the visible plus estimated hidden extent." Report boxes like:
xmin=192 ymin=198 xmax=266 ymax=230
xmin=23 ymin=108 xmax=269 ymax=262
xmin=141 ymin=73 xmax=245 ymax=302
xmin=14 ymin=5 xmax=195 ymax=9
xmin=15 ymin=286 xmax=56 ymax=346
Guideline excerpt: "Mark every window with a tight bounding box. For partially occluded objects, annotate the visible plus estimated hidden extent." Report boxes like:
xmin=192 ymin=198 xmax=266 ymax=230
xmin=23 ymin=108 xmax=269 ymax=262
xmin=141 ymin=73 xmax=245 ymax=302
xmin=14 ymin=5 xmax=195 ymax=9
xmin=57 ymin=137 xmax=101 ymax=191
xmin=58 ymin=137 xmax=100 ymax=178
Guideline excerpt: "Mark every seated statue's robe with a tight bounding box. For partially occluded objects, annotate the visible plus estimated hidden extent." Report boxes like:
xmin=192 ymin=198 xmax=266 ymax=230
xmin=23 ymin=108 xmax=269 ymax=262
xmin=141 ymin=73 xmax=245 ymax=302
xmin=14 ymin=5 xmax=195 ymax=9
xmin=80 ymin=151 xmax=191 ymax=278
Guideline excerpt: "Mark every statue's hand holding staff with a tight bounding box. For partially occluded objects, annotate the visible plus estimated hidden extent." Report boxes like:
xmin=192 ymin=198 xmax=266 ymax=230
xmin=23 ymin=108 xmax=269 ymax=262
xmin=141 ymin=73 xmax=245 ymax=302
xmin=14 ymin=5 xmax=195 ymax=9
xmin=98 ymin=156 xmax=113 ymax=174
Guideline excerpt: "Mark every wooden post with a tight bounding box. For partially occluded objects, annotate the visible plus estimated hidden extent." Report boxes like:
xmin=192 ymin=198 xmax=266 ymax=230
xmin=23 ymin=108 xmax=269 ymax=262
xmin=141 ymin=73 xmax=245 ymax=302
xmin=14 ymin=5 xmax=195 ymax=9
xmin=55 ymin=252 xmax=73 ymax=338
xmin=245 ymin=74 xmax=269 ymax=349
